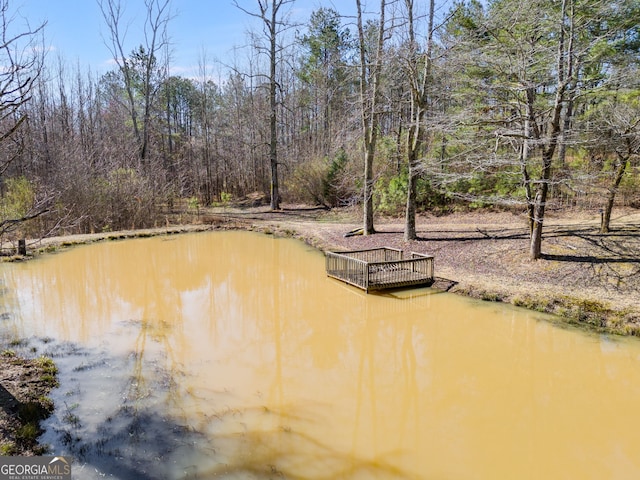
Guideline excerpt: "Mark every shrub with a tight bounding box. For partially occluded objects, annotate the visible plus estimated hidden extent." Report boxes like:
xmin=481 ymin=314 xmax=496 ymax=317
xmin=0 ymin=177 xmax=35 ymax=219
xmin=0 ymin=176 xmax=38 ymax=240
xmin=376 ymin=171 xmax=449 ymax=215
xmin=376 ymin=174 xmax=408 ymax=215
xmin=285 ymin=158 xmax=327 ymax=205
xmin=323 ymin=149 xmax=350 ymax=207
xmin=285 ymin=149 xmax=358 ymax=207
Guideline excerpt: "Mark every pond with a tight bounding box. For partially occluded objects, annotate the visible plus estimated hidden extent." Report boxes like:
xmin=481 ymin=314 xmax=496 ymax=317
xmin=1 ymin=231 xmax=640 ymax=479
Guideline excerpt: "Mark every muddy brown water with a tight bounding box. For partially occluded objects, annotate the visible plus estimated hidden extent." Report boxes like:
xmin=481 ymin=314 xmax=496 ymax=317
xmin=1 ymin=231 xmax=640 ymax=479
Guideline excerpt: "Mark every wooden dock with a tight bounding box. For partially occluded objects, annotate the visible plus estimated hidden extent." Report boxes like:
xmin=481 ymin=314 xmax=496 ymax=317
xmin=325 ymin=247 xmax=434 ymax=292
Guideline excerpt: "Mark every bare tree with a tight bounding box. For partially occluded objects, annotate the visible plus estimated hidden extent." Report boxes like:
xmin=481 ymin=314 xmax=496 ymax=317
xmin=0 ymin=0 xmax=45 ymax=176
xmin=356 ymin=0 xmax=387 ymax=235
xmin=234 ymin=0 xmax=295 ymax=210
xmin=585 ymin=100 xmax=640 ymax=233
xmin=402 ymin=0 xmax=435 ymax=241
xmin=98 ymin=0 xmax=172 ymax=164
xmin=0 ymin=0 xmax=48 ymax=243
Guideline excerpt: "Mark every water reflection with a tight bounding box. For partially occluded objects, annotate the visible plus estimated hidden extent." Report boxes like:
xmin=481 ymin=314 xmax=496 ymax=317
xmin=0 ymin=231 xmax=639 ymax=479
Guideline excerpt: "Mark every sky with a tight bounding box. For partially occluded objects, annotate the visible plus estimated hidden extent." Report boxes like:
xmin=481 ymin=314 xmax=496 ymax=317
xmin=13 ymin=0 xmax=357 ymax=79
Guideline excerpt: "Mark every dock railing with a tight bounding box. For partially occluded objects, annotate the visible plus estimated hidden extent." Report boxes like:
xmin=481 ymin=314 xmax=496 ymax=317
xmin=326 ymin=248 xmax=434 ymax=292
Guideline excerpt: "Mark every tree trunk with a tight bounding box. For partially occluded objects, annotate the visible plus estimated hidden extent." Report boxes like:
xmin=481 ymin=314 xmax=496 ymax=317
xmin=356 ymin=0 xmax=386 ymax=235
xmin=403 ymin=0 xmax=434 ymax=241
xmin=529 ymin=0 xmax=572 ymax=259
xmin=529 ymin=182 xmax=548 ymax=259
xmin=268 ymin=0 xmax=280 ymax=210
xmin=529 ymin=154 xmax=552 ymax=260
xmin=601 ymin=153 xmax=628 ymax=233
xmin=363 ymin=145 xmax=375 ymax=233
xmin=521 ymin=111 xmax=534 ymax=235
xmin=404 ymin=144 xmax=418 ymax=240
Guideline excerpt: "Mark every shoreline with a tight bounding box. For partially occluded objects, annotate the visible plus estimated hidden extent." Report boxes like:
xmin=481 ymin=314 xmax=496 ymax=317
xmin=3 ymin=207 xmax=639 ymax=337
xmin=273 ymin=219 xmax=640 ymax=337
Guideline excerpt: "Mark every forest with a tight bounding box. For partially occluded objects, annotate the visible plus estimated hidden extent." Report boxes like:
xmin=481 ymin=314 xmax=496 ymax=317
xmin=0 ymin=0 xmax=638 ymax=260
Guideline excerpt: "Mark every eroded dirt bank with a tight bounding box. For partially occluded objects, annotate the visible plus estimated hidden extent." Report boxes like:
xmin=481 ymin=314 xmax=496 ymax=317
xmin=0 ymin=352 xmax=57 ymax=455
